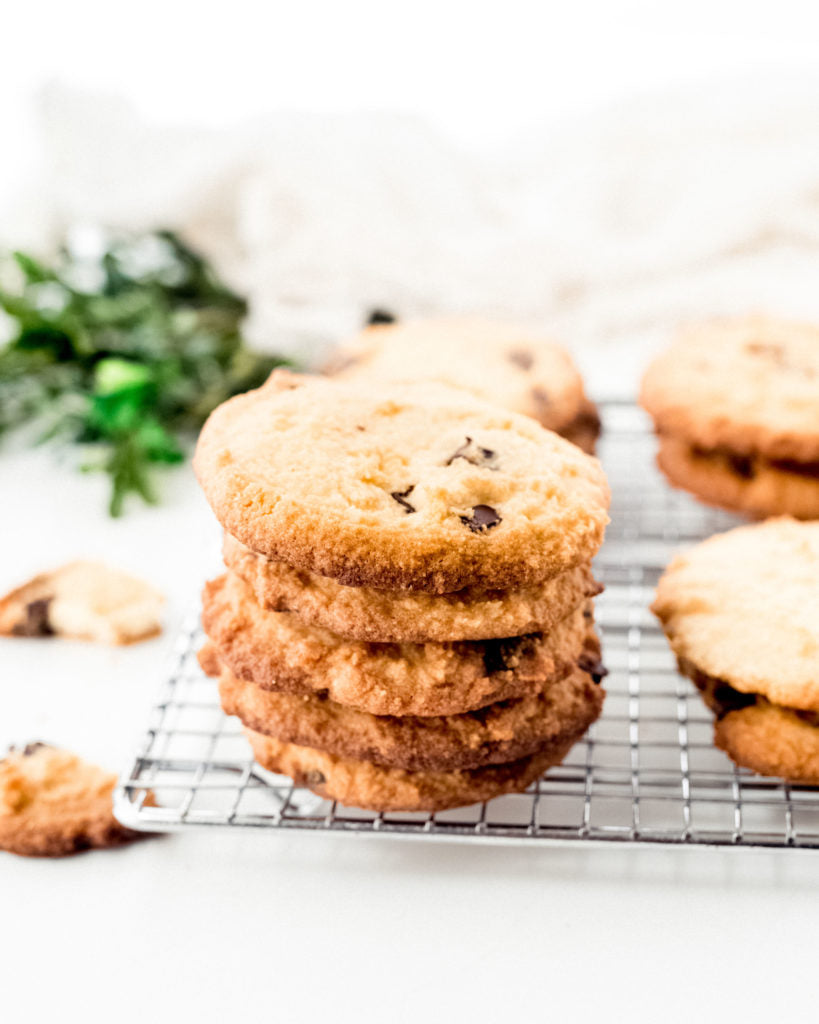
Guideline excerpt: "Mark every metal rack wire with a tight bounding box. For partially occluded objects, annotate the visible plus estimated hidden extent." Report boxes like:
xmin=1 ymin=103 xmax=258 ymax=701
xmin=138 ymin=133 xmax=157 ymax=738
xmin=115 ymin=402 xmax=819 ymax=849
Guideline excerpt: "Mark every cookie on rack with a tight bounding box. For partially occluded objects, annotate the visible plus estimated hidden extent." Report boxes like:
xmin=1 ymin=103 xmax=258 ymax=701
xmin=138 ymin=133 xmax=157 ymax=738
xmin=652 ymin=517 xmax=819 ymax=782
xmin=243 ymin=730 xmax=581 ymax=813
xmin=0 ymin=743 xmax=149 ymax=857
xmin=201 ymin=572 xmax=595 ymax=717
xmin=215 ymin=655 xmax=605 ymax=772
xmin=223 ymin=532 xmax=602 ymax=643
xmin=194 ymin=371 xmax=610 ymax=593
xmin=640 ymin=315 xmax=819 ymax=519
xmin=324 ymin=316 xmax=600 ymax=453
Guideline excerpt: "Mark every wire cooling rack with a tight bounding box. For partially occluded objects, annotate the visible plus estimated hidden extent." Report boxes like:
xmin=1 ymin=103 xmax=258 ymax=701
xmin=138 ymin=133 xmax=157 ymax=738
xmin=115 ymin=402 xmax=819 ymax=849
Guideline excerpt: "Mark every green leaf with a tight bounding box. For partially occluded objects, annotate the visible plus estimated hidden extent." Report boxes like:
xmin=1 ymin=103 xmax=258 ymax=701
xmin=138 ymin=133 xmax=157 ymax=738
xmin=13 ymin=251 xmax=54 ymax=284
xmin=93 ymin=357 xmax=152 ymax=394
xmin=0 ymin=228 xmax=295 ymax=516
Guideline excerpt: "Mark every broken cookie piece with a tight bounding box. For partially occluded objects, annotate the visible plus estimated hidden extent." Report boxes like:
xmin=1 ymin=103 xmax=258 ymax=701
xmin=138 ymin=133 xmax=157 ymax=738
xmin=0 ymin=743 xmax=150 ymax=857
xmin=0 ymin=561 xmax=164 ymax=644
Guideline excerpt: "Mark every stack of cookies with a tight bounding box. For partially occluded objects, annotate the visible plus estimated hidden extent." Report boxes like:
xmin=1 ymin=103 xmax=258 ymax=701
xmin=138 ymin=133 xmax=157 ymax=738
xmin=640 ymin=315 xmax=819 ymax=519
xmin=193 ymin=370 xmax=610 ymax=812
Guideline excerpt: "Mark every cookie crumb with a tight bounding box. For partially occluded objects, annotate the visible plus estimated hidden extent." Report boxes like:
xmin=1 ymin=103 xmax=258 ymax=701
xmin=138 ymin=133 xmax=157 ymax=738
xmin=0 ymin=744 xmax=152 ymax=857
xmin=0 ymin=562 xmax=164 ymax=644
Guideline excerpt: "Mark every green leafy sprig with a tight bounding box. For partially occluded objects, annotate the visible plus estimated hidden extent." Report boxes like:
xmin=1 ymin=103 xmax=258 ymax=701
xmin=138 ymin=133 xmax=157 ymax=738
xmin=0 ymin=230 xmax=289 ymax=515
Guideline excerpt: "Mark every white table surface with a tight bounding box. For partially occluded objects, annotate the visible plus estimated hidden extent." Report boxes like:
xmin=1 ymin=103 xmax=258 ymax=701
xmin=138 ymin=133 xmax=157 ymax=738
xmin=2 ymin=435 xmax=817 ymax=1024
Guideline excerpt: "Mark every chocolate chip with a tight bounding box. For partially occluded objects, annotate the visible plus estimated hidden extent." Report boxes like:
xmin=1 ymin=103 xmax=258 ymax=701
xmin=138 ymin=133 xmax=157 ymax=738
xmin=565 ymin=407 xmax=602 ymax=439
xmin=304 ymin=770 xmax=327 ymax=786
xmin=355 ymin=425 xmax=366 ymax=432
xmin=709 ymin=682 xmax=757 ymax=718
xmin=483 ymin=639 xmax=511 ymax=676
xmin=366 ymin=308 xmax=396 ymax=325
xmin=445 ymin=436 xmax=498 ymax=469
xmin=391 ymin=486 xmax=416 ymax=513
xmin=770 ymin=457 xmax=819 ymax=479
xmin=507 ymin=348 xmax=534 ymax=370
xmin=531 ymin=386 xmax=550 ymax=411
xmin=679 ymin=658 xmax=758 ymax=718
xmin=482 ymin=635 xmax=536 ymax=675
xmin=578 ymin=653 xmax=608 ymax=684
xmin=5 ymin=741 xmax=49 ymax=761
xmin=460 ymin=504 xmax=501 ymax=533
xmin=727 ymin=452 xmax=755 ymax=480
xmin=11 ymin=598 xmax=54 ymax=637
xmin=693 ymin=445 xmax=756 ymax=480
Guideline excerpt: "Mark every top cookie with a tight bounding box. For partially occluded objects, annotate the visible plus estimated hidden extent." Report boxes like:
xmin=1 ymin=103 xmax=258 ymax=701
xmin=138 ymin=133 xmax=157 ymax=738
xmin=194 ymin=371 xmax=610 ymax=593
xmin=324 ymin=317 xmax=599 ymax=449
xmin=652 ymin=518 xmax=819 ymax=711
xmin=640 ymin=315 xmax=819 ymax=462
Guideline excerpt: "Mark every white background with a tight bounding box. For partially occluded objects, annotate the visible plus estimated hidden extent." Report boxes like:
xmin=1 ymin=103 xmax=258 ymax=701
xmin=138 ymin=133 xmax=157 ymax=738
xmin=5 ymin=1 xmax=819 ymax=193
xmin=3 ymin=4 xmax=819 ymax=1021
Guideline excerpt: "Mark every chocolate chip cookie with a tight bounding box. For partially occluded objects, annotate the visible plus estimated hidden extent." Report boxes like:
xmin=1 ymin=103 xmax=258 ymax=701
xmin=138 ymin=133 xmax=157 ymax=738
xmin=640 ymin=315 xmax=819 ymax=518
xmin=0 ymin=744 xmax=149 ymax=856
xmin=194 ymin=371 xmax=610 ymax=593
xmin=216 ymin=656 xmax=605 ymax=772
xmin=653 ymin=518 xmax=819 ymax=782
xmin=223 ymin=532 xmax=602 ymax=643
xmin=244 ymin=729 xmax=582 ymax=812
xmin=0 ymin=562 xmax=164 ymax=644
xmin=201 ymin=571 xmax=595 ymax=717
xmin=324 ymin=316 xmax=600 ymax=452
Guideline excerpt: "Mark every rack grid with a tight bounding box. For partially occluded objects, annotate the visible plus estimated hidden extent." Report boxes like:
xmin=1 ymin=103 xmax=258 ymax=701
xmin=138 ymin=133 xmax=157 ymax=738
xmin=114 ymin=402 xmax=819 ymax=849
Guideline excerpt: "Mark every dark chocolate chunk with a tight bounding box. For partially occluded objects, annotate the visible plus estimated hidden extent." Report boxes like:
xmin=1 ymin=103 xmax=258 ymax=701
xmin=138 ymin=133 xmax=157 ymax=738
xmin=445 ymin=436 xmax=497 ymax=469
xmin=11 ymin=598 xmax=54 ymax=638
xmin=564 ymin=407 xmax=602 ymax=440
xmin=679 ymin=658 xmax=758 ymax=718
xmin=770 ymin=457 xmax=819 ymax=480
xmin=709 ymin=682 xmax=757 ymax=717
xmin=694 ymin=443 xmax=819 ymax=481
xmin=692 ymin=445 xmax=756 ymax=480
xmin=578 ymin=653 xmax=608 ymax=684
xmin=304 ymin=770 xmax=327 ymax=786
xmin=507 ymin=348 xmax=534 ymax=371
xmin=460 ymin=504 xmax=501 ymax=533
xmin=366 ymin=308 xmax=396 ymax=325
xmin=727 ymin=452 xmax=755 ymax=480
xmin=4 ymin=741 xmax=49 ymax=762
xmin=482 ymin=635 xmax=537 ymax=676
xmin=482 ymin=638 xmax=512 ymax=676
xmin=390 ymin=486 xmax=416 ymax=513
